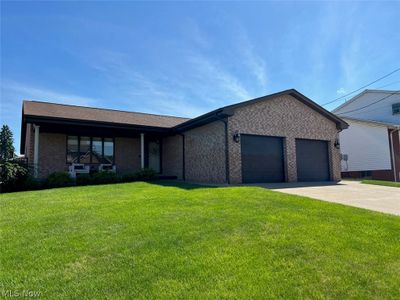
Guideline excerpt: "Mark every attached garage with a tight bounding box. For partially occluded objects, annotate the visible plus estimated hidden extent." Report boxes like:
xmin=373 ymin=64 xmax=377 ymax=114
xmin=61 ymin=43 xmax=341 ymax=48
xmin=241 ymin=135 xmax=285 ymax=183
xmin=296 ymin=139 xmax=330 ymax=181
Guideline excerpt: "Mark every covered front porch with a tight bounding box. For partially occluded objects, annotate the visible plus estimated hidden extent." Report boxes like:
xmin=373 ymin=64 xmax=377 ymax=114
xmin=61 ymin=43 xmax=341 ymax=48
xmin=23 ymin=118 xmax=183 ymax=179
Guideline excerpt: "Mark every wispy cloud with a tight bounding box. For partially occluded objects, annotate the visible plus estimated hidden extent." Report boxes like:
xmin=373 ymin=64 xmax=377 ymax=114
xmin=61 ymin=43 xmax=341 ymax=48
xmin=235 ymin=26 xmax=268 ymax=91
xmin=2 ymin=80 xmax=99 ymax=107
xmin=187 ymin=54 xmax=251 ymax=100
xmin=336 ymin=87 xmax=346 ymax=95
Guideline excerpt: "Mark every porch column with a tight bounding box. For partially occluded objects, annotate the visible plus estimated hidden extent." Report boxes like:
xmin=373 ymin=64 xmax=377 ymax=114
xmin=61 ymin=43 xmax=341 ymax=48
xmin=33 ymin=124 xmax=40 ymax=178
xmin=140 ymin=133 xmax=145 ymax=169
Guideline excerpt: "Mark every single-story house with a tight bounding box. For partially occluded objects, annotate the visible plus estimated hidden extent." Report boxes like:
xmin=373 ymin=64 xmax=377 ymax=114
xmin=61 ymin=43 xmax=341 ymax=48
xmin=20 ymin=89 xmax=348 ymax=184
xmin=333 ymin=90 xmax=400 ymax=181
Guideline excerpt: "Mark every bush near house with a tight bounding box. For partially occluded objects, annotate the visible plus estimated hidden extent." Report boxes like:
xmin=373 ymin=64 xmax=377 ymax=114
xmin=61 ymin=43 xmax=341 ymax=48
xmin=1 ymin=167 xmax=158 ymax=193
xmin=46 ymin=172 xmax=75 ymax=188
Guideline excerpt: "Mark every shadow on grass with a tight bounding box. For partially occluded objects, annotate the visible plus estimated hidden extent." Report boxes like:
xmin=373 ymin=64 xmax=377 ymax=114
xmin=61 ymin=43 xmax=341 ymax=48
xmin=149 ymin=180 xmax=219 ymax=190
xmin=254 ymin=181 xmax=345 ymax=190
xmin=149 ymin=180 xmax=348 ymax=191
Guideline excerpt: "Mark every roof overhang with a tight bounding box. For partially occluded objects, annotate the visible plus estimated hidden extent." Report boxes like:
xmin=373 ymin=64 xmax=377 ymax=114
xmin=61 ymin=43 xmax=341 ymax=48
xmin=20 ymin=114 xmax=172 ymax=154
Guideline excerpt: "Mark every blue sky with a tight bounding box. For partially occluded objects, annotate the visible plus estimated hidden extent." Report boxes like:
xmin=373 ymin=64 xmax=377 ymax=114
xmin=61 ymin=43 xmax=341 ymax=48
xmin=1 ymin=1 xmax=400 ymax=152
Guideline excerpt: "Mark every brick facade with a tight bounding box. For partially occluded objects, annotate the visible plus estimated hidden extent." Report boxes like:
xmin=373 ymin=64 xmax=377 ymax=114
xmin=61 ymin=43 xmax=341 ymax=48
xmin=24 ymin=123 xmax=34 ymax=163
xmin=115 ymin=137 xmax=141 ymax=174
xmin=38 ymin=133 xmax=67 ymax=178
xmin=183 ymin=121 xmax=226 ymax=183
xmin=227 ymin=94 xmax=341 ymax=184
xmin=162 ymin=134 xmax=183 ymax=179
xmin=26 ymin=94 xmax=343 ymax=183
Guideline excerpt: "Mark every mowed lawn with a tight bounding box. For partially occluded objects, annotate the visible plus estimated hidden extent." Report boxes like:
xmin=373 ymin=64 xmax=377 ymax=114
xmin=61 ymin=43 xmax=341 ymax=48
xmin=1 ymin=182 xmax=399 ymax=299
xmin=362 ymin=179 xmax=400 ymax=188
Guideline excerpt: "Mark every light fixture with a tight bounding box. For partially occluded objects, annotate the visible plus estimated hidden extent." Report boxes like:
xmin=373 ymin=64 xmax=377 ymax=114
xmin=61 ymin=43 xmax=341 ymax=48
xmin=334 ymin=138 xmax=340 ymax=149
xmin=233 ymin=130 xmax=240 ymax=143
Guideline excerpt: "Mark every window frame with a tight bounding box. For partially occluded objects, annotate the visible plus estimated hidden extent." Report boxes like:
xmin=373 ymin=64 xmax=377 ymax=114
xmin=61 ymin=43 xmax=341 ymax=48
xmin=66 ymin=135 xmax=115 ymax=164
xmin=392 ymin=103 xmax=400 ymax=115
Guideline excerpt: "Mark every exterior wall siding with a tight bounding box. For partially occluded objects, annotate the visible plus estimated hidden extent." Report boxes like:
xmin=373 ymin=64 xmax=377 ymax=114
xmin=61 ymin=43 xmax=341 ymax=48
xmin=114 ymin=137 xmax=141 ymax=174
xmin=228 ymin=94 xmax=341 ymax=184
xmin=162 ymin=135 xmax=183 ymax=179
xmin=333 ymin=91 xmax=400 ymax=124
xmin=183 ymin=121 xmax=226 ymax=183
xmin=339 ymin=119 xmax=392 ymax=172
xmin=38 ymin=133 xmax=67 ymax=178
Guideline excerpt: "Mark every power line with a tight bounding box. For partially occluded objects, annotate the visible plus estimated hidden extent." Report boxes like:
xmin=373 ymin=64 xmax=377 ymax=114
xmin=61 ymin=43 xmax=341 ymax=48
xmin=336 ymin=90 xmax=400 ymax=115
xmin=375 ymin=80 xmax=400 ymax=90
xmin=321 ymin=67 xmax=400 ymax=107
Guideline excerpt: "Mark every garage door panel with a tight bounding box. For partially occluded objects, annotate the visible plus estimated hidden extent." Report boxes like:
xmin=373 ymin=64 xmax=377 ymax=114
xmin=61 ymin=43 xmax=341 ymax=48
xmin=296 ymin=139 xmax=330 ymax=181
xmin=241 ymin=135 xmax=285 ymax=183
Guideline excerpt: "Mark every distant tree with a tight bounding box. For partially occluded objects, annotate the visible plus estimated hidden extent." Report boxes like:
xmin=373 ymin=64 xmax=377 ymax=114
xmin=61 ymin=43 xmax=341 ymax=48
xmin=0 ymin=125 xmax=15 ymax=161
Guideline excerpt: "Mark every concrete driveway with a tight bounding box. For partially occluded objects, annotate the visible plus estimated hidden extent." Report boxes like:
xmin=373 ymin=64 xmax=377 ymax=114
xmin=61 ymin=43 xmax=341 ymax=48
xmin=259 ymin=180 xmax=400 ymax=216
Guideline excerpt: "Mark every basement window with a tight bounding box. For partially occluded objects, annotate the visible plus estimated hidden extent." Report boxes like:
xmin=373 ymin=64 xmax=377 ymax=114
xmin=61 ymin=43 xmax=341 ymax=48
xmin=392 ymin=103 xmax=400 ymax=115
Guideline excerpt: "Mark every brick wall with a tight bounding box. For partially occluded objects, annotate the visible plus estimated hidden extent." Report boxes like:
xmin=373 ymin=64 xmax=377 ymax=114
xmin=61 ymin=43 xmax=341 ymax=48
xmin=38 ymin=133 xmax=67 ymax=178
xmin=162 ymin=134 xmax=183 ymax=179
xmin=389 ymin=129 xmax=400 ymax=181
xmin=25 ymin=123 xmax=34 ymax=163
xmin=115 ymin=137 xmax=141 ymax=174
xmin=227 ymin=94 xmax=341 ymax=184
xmin=184 ymin=121 xmax=226 ymax=183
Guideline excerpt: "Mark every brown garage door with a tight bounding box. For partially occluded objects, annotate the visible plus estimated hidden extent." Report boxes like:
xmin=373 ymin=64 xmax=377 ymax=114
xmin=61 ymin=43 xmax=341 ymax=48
xmin=296 ymin=139 xmax=330 ymax=181
xmin=241 ymin=134 xmax=285 ymax=183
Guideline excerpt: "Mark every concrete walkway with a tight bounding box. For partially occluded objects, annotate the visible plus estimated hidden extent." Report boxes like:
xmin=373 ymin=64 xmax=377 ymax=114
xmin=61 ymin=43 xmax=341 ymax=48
xmin=258 ymin=180 xmax=400 ymax=216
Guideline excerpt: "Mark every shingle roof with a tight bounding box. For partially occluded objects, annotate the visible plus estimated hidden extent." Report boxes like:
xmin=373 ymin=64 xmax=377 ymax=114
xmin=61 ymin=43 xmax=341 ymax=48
xmin=23 ymin=100 xmax=190 ymax=128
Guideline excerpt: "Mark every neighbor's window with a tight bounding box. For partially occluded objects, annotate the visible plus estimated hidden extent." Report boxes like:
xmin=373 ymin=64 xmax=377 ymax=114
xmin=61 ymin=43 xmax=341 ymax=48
xmin=66 ymin=136 xmax=114 ymax=164
xmin=67 ymin=136 xmax=79 ymax=163
xmin=392 ymin=103 xmax=400 ymax=115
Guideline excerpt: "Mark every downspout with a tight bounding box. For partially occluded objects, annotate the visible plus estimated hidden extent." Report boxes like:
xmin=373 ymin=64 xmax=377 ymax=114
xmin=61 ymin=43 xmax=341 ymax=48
xmin=219 ymin=119 xmax=230 ymax=184
xmin=390 ymin=128 xmax=399 ymax=182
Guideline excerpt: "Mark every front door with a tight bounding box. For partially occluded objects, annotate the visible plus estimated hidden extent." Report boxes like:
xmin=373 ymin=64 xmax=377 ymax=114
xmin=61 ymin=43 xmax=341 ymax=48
xmin=147 ymin=140 xmax=161 ymax=173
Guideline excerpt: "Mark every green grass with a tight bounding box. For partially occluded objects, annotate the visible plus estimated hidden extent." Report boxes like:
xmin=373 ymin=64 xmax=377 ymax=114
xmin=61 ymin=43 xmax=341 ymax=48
xmin=1 ymin=181 xmax=399 ymax=299
xmin=362 ymin=179 xmax=400 ymax=188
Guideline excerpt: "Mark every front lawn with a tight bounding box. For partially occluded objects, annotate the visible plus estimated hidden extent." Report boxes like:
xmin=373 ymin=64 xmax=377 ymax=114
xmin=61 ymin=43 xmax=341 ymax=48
xmin=1 ymin=181 xmax=399 ymax=299
xmin=362 ymin=179 xmax=400 ymax=188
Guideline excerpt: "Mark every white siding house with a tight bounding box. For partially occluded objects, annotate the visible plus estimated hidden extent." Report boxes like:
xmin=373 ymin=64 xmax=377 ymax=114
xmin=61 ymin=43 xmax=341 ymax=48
xmin=334 ymin=90 xmax=400 ymax=124
xmin=339 ymin=118 xmax=392 ymax=172
xmin=333 ymin=90 xmax=400 ymax=181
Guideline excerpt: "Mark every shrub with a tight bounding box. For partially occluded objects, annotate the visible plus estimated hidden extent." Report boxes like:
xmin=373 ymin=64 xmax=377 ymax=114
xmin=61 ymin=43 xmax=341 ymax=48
xmin=120 ymin=172 xmax=138 ymax=183
xmin=135 ymin=168 xmax=157 ymax=181
xmin=91 ymin=171 xmax=119 ymax=185
xmin=0 ymin=160 xmax=30 ymax=192
xmin=46 ymin=172 xmax=74 ymax=188
xmin=21 ymin=176 xmax=42 ymax=191
xmin=76 ymin=173 xmax=92 ymax=186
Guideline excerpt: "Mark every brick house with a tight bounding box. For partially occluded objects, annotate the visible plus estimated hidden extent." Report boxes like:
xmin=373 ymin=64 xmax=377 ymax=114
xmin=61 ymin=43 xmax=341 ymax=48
xmin=20 ymin=89 xmax=348 ymax=184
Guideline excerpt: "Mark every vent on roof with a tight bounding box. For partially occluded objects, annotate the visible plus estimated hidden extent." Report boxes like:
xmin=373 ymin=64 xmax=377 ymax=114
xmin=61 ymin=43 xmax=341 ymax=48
xmin=393 ymin=103 xmax=400 ymax=115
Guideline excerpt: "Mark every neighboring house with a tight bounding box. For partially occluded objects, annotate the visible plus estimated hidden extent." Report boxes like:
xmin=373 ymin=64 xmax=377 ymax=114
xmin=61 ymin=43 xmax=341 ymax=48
xmin=333 ymin=90 xmax=400 ymax=181
xmin=20 ymin=89 xmax=348 ymax=184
